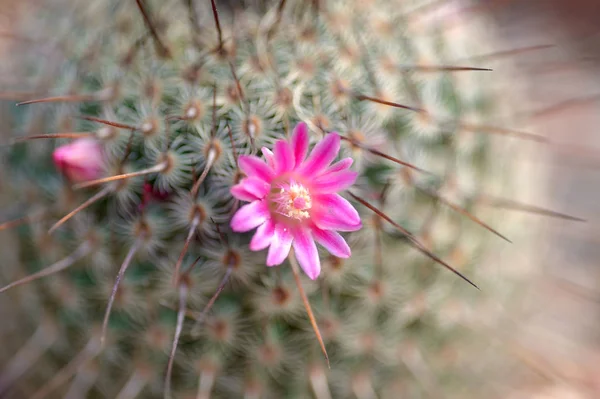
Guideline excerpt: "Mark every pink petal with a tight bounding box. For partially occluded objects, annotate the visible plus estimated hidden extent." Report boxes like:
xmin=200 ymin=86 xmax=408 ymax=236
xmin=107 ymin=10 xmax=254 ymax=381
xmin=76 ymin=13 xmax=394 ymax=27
xmin=322 ymin=157 xmax=353 ymax=175
xmin=266 ymin=224 xmax=293 ymax=266
xmin=273 ymin=140 xmax=295 ymax=174
xmin=311 ymin=170 xmax=358 ymax=193
xmin=298 ymin=132 xmax=340 ymax=176
xmin=250 ymin=219 xmax=275 ymax=251
xmin=311 ymin=194 xmax=362 ymax=232
xmin=230 ymin=185 xmax=256 ymax=202
xmin=231 ymin=177 xmax=270 ymax=201
xmin=239 ymin=155 xmax=275 ymax=182
xmin=261 ymin=147 xmax=275 ymax=168
xmin=292 ymin=227 xmax=320 ymax=280
xmin=291 ymin=122 xmax=309 ymax=166
xmin=230 ymin=200 xmax=270 ymax=232
xmin=312 ymin=227 xmax=351 ymax=258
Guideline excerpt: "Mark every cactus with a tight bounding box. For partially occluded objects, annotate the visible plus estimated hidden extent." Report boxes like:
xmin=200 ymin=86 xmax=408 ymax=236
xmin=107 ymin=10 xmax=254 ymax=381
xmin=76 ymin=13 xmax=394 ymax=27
xmin=0 ymin=0 xmax=558 ymax=398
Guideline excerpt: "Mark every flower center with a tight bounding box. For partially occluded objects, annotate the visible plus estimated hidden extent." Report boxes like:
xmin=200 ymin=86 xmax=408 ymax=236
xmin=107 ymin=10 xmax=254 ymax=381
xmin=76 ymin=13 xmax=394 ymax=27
xmin=272 ymin=180 xmax=312 ymax=221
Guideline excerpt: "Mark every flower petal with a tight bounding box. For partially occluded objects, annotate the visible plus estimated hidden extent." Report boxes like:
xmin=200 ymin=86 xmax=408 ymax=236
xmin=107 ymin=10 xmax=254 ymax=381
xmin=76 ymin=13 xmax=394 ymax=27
xmin=230 ymin=185 xmax=256 ymax=202
xmin=291 ymin=122 xmax=309 ymax=166
xmin=231 ymin=177 xmax=270 ymax=201
xmin=312 ymin=227 xmax=351 ymax=258
xmin=311 ymin=170 xmax=358 ymax=193
xmin=239 ymin=155 xmax=275 ymax=182
xmin=292 ymin=227 xmax=320 ymax=280
xmin=261 ymin=147 xmax=275 ymax=169
xmin=250 ymin=219 xmax=275 ymax=251
xmin=273 ymin=140 xmax=295 ymax=174
xmin=322 ymin=157 xmax=353 ymax=175
xmin=266 ymin=224 xmax=293 ymax=266
xmin=230 ymin=200 xmax=270 ymax=232
xmin=312 ymin=194 xmax=362 ymax=232
xmin=298 ymin=132 xmax=340 ymax=176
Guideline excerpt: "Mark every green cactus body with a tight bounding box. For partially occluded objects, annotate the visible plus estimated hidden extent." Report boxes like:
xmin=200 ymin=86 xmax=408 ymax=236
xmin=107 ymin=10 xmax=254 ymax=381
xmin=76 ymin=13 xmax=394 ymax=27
xmin=0 ymin=0 xmax=536 ymax=398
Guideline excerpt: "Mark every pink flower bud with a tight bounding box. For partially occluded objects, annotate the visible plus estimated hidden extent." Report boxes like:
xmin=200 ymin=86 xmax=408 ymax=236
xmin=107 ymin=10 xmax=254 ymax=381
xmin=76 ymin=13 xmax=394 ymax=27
xmin=52 ymin=138 xmax=104 ymax=182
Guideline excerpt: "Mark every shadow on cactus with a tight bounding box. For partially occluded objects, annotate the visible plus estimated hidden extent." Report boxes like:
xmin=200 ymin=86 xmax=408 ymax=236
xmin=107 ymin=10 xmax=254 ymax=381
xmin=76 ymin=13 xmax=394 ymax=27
xmin=0 ymin=0 xmax=584 ymax=398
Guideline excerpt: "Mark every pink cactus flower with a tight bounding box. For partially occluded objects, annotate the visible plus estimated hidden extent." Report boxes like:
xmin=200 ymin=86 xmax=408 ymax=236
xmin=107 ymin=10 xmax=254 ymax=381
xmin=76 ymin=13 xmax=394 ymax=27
xmin=52 ymin=138 xmax=104 ymax=183
xmin=230 ymin=122 xmax=362 ymax=280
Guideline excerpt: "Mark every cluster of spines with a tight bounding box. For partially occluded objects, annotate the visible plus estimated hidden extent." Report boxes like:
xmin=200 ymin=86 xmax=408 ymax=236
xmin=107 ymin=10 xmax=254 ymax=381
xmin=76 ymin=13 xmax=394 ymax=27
xmin=0 ymin=0 xmax=585 ymax=398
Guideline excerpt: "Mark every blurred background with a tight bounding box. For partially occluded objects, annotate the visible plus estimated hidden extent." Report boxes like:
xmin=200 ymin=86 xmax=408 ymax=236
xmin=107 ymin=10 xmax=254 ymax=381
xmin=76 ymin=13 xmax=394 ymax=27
xmin=480 ymin=0 xmax=600 ymax=397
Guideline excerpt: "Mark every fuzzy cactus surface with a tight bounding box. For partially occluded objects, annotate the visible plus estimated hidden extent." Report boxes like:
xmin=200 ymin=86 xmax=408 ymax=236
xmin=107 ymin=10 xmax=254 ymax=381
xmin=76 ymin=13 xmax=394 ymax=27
xmin=0 ymin=0 xmax=546 ymax=398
